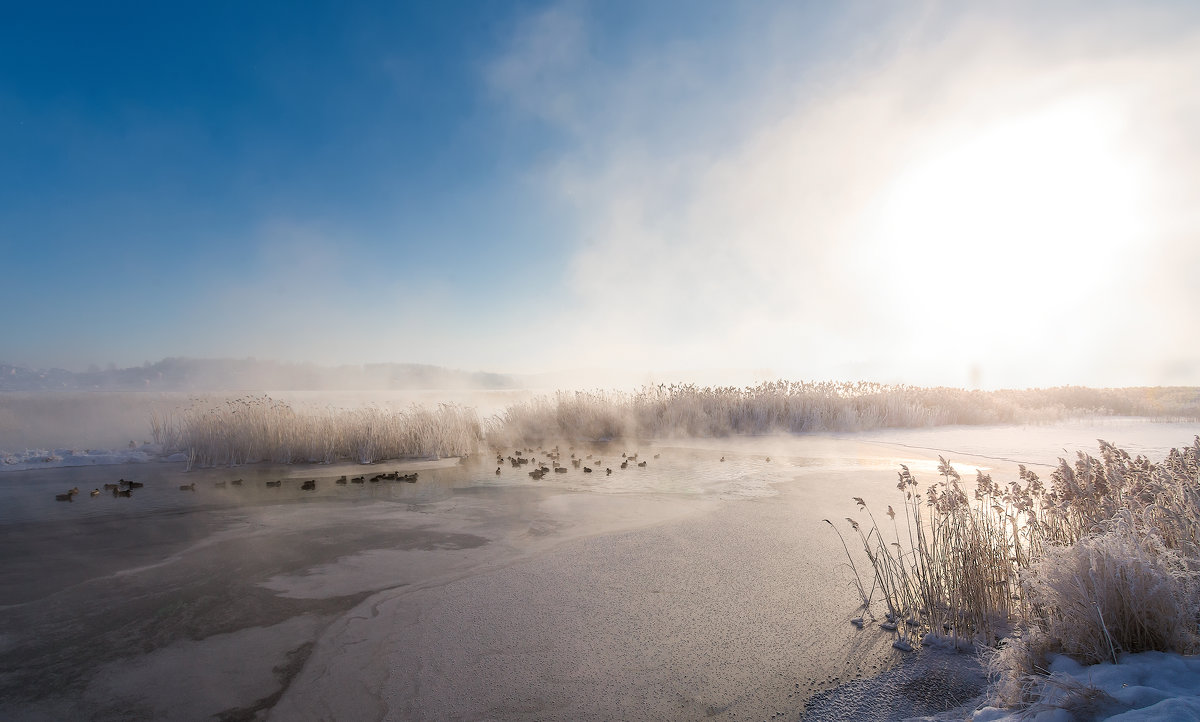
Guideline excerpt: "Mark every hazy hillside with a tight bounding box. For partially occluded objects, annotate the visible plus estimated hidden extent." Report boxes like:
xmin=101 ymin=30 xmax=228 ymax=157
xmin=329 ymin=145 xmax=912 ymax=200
xmin=0 ymin=358 xmax=517 ymax=392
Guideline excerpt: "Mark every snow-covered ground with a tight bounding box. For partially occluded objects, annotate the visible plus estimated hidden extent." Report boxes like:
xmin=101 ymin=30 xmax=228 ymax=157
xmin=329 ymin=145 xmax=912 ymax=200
xmin=966 ymin=652 xmax=1200 ymax=722
xmin=0 ymin=443 xmax=186 ymax=471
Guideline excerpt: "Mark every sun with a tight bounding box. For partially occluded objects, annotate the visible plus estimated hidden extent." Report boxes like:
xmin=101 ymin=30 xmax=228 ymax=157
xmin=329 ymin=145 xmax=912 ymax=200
xmin=867 ymin=97 xmax=1148 ymax=347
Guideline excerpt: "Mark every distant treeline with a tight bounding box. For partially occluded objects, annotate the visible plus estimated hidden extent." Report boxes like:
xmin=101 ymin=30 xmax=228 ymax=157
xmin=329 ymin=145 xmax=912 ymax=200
xmin=0 ymin=358 xmax=516 ymax=392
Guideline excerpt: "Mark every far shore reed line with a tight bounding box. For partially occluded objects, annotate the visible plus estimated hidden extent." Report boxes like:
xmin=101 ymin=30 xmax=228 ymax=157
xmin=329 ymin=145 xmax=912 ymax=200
xmin=148 ymin=382 xmax=1198 ymax=469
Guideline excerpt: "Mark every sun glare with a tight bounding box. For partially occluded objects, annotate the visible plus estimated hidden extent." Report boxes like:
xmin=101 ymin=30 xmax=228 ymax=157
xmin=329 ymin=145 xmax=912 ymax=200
xmin=869 ymin=98 xmax=1148 ymax=343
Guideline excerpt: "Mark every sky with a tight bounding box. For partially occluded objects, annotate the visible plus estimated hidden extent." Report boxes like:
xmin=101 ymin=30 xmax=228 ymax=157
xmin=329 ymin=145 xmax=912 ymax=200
xmin=3 ymin=0 xmax=1199 ymax=389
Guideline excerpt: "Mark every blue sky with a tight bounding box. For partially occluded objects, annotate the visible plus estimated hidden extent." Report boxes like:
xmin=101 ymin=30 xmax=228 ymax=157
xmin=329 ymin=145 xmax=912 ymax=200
xmin=3 ymin=1 xmax=1200 ymax=388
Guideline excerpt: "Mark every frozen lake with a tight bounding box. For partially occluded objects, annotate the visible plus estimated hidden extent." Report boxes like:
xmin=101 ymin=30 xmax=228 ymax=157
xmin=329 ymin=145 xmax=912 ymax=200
xmin=1 ymin=419 xmax=1195 ymax=721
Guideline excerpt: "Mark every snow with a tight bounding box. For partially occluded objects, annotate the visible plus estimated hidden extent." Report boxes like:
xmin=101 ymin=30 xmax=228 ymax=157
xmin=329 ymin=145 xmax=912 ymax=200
xmin=0 ymin=444 xmax=185 ymax=471
xmin=970 ymin=652 xmax=1200 ymax=722
xmin=921 ymin=631 xmax=986 ymax=653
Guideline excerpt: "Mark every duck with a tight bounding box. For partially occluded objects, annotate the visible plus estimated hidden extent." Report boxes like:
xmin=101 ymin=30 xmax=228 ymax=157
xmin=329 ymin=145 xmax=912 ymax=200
xmin=336 ymin=476 xmax=348 ymax=485
xmin=637 ymin=461 xmax=647 ymax=467
xmin=114 ymin=488 xmax=132 ymax=497
xmin=606 ymin=468 xmax=612 ymax=475
xmin=55 ymin=493 xmax=73 ymax=502
xmin=301 ymin=479 xmax=316 ymax=491
xmin=90 ymin=489 xmax=100 ymax=496
xmin=583 ymin=466 xmax=592 ymax=473
xmin=214 ymin=480 xmax=227 ymax=489
xmin=179 ymin=483 xmax=196 ymax=491
xmin=231 ymin=479 xmax=244 ymax=486
xmin=266 ymin=480 xmax=282 ymax=488
xmin=103 ymin=483 xmax=119 ymax=491
xmin=495 ymin=467 xmax=501 ymax=475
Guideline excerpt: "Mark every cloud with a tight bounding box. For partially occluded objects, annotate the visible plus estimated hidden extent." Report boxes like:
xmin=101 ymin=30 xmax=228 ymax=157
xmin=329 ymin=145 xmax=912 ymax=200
xmin=486 ymin=1 xmax=1200 ymax=387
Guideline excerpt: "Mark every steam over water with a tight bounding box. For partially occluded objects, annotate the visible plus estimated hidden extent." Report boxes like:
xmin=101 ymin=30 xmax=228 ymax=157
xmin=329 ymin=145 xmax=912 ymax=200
xmin=1 ymin=419 xmax=1195 ymax=720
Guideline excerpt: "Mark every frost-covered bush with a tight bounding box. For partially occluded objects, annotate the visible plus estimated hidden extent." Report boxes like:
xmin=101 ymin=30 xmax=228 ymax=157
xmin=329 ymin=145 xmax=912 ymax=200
xmin=991 ymin=514 xmax=1200 ymax=705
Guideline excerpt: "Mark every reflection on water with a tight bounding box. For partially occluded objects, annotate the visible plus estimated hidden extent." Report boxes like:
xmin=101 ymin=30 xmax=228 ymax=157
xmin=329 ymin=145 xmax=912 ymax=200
xmin=4 ymin=419 xmax=1195 ymax=527
xmin=0 ymin=438 xmax=923 ymax=527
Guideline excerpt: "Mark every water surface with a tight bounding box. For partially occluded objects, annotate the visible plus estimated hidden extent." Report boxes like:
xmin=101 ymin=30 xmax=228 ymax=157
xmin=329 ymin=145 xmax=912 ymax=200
xmin=2 ymin=420 xmax=1195 ymax=721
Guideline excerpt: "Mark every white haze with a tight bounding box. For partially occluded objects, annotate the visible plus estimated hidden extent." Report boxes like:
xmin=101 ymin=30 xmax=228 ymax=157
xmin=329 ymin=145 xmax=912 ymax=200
xmin=482 ymin=1 xmax=1200 ymax=389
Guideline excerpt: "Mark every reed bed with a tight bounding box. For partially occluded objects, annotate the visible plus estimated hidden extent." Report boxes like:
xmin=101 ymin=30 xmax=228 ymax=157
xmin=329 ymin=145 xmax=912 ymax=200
xmin=152 ymin=382 xmax=1199 ymax=467
xmin=152 ymin=395 xmax=482 ymax=469
xmin=485 ymin=381 xmax=1199 ymax=446
xmin=829 ymin=437 xmax=1200 ymax=708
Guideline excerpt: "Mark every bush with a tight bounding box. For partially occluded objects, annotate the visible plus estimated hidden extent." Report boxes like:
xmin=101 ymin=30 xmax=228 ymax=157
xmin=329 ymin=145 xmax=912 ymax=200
xmin=990 ymin=511 xmax=1200 ymax=705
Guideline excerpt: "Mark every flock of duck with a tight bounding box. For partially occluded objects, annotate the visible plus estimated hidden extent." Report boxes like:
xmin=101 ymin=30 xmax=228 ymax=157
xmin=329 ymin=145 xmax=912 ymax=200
xmin=52 ymin=470 xmax=421 ymax=501
xmin=53 ymin=450 xmax=775 ymax=501
xmin=54 ymin=478 xmax=144 ymax=501
xmin=496 ymin=445 xmax=666 ymax=481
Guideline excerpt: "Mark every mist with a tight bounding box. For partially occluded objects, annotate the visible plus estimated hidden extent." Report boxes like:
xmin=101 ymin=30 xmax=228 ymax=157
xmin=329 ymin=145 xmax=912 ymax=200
xmin=481 ymin=1 xmax=1200 ymax=389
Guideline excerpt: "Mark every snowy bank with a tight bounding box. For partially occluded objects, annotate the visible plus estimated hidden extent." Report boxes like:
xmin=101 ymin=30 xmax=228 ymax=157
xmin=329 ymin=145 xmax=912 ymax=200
xmin=971 ymin=652 xmax=1200 ymax=721
xmin=0 ymin=444 xmax=186 ymax=471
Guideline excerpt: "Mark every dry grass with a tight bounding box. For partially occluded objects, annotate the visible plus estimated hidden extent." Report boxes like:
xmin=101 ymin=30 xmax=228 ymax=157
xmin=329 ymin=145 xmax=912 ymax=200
xmin=152 ymin=395 xmax=482 ymax=469
xmin=148 ymin=382 xmax=1199 ymax=466
xmin=486 ymin=382 xmax=1200 ymax=445
xmin=831 ymin=436 xmax=1200 ymax=709
xmin=829 ymin=458 xmax=1032 ymax=647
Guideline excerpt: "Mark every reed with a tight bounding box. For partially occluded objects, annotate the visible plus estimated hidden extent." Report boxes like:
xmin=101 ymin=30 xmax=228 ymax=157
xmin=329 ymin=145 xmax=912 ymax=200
xmin=830 ymin=437 xmax=1200 ymax=708
xmin=154 ymin=395 xmax=482 ymax=469
xmin=149 ymin=383 xmax=1199 ymax=462
xmin=485 ymin=382 xmax=1200 ymax=445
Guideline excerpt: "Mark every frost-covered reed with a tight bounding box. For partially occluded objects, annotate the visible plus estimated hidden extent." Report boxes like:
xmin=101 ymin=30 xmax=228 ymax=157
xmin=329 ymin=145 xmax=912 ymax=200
xmin=831 ymin=437 xmax=1200 ymax=708
xmin=154 ymin=382 xmax=1199 ymax=467
xmin=830 ymin=459 xmax=1039 ymax=649
xmin=152 ymin=395 xmax=482 ymax=468
xmin=486 ymin=381 xmax=1199 ymax=445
